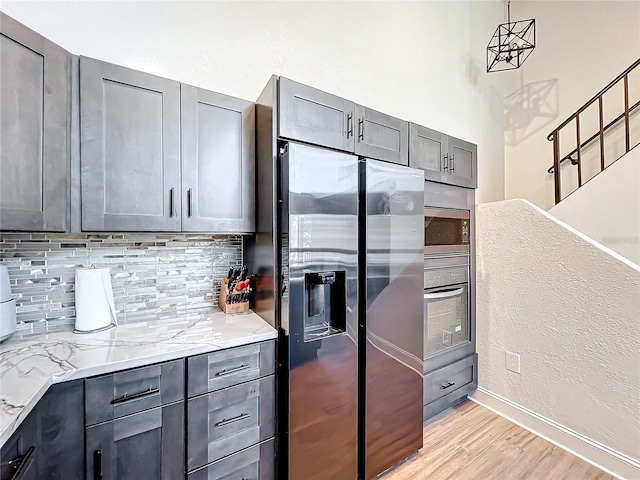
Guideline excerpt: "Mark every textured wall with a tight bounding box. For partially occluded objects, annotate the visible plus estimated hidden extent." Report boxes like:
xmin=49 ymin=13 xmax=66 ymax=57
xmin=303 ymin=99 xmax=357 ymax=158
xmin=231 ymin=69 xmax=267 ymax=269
xmin=503 ymin=1 xmax=640 ymax=210
xmin=475 ymin=199 xmax=640 ymax=459
xmin=0 ymin=234 xmax=242 ymax=334
xmin=0 ymin=1 xmax=506 ymax=204
xmin=550 ymin=146 xmax=640 ymax=265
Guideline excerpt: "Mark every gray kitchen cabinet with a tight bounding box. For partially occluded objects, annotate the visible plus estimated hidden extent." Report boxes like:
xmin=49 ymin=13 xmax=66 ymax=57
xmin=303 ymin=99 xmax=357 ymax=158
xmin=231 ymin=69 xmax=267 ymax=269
xmin=187 ymin=376 xmax=275 ymax=471
xmin=85 ymin=402 xmax=184 ymax=480
xmin=410 ymin=123 xmax=477 ymax=189
xmin=423 ymin=354 xmax=477 ymax=421
xmin=279 ymin=77 xmax=355 ymax=152
xmin=186 ymin=340 xmax=276 ymax=476
xmin=0 ymin=379 xmax=84 ymax=480
xmin=187 ymin=340 xmax=275 ymax=398
xmin=85 ymin=359 xmax=184 ymax=426
xmin=80 ymin=56 xmax=181 ymax=231
xmin=181 ymin=85 xmax=255 ymax=232
xmin=0 ymin=12 xmax=69 ymax=232
xmin=187 ymin=439 xmax=274 ymax=480
xmin=447 ymin=135 xmax=477 ymax=189
xmin=354 ymin=105 xmax=408 ymax=165
xmin=0 ymin=407 xmax=37 ymax=480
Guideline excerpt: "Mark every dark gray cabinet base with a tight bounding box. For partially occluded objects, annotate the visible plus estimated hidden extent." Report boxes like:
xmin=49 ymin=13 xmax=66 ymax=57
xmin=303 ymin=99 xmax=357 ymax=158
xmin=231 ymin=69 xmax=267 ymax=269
xmin=85 ymin=401 xmax=184 ymax=480
xmin=423 ymin=353 xmax=478 ymax=421
xmin=187 ymin=439 xmax=274 ymax=480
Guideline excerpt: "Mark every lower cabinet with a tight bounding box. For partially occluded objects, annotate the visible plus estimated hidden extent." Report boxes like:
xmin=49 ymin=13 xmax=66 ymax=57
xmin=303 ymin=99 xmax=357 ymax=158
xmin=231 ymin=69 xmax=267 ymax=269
xmin=187 ymin=376 xmax=275 ymax=471
xmin=0 ymin=412 xmax=37 ymax=480
xmin=187 ymin=439 xmax=274 ymax=480
xmin=423 ymin=353 xmax=478 ymax=421
xmin=85 ymin=401 xmax=184 ymax=480
xmin=0 ymin=380 xmax=84 ymax=480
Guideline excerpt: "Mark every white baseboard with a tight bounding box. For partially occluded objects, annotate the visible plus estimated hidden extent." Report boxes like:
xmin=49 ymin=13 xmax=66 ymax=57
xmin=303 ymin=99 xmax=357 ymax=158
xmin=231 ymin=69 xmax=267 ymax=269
xmin=470 ymin=387 xmax=640 ymax=480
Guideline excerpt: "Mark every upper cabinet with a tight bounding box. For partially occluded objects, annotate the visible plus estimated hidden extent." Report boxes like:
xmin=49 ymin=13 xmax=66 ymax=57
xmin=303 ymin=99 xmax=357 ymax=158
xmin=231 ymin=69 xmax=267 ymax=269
xmin=354 ymin=105 xmax=408 ymax=166
xmin=181 ymin=85 xmax=255 ymax=232
xmin=409 ymin=123 xmax=477 ymax=189
xmin=279 ymin=77 xmax=355 ymax=152
xmin=79 ymin=57 xmax=255 ymax=233
xmin=278 ymin=78 xmax=410 ymax=165
xmin=80 ymin=57 xmax=182 ymax=232
xmin=0 ymin=13 xmax=70 ymax=232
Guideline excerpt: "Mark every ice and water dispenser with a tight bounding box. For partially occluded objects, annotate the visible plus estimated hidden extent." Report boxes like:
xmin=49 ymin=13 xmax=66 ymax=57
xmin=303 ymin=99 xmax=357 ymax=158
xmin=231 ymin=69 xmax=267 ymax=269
xmin=303 ymin=271 xmax=346 ymax=341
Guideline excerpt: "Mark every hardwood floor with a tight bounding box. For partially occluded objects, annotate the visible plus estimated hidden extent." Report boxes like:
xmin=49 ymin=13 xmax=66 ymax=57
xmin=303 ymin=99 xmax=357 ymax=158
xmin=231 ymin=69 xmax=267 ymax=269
xmin=381 ymin=400 xmax=614 ymax=480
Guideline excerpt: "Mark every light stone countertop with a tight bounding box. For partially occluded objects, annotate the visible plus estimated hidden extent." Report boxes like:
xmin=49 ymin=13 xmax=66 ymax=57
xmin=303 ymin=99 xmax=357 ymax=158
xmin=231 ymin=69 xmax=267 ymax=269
xmin=0 ymin=310 xmax=276 ymax=447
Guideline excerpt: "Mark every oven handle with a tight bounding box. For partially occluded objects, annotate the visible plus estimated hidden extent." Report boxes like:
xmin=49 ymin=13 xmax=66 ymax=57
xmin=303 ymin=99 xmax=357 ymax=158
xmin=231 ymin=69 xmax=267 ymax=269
xmin=423 ymin=287 xmax=465 ymax=300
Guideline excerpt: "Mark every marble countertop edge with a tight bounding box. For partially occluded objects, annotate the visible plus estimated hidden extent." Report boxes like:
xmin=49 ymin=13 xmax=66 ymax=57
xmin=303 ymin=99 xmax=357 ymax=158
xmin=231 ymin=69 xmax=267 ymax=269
xmin=0 ymin=311 xmax=276 ymax=448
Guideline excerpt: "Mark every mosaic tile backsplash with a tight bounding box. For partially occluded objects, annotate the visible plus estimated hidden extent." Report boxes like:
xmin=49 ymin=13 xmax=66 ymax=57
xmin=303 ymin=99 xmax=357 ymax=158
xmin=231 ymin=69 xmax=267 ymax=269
xmin=0 ymin=233 xmax=242 ymax=334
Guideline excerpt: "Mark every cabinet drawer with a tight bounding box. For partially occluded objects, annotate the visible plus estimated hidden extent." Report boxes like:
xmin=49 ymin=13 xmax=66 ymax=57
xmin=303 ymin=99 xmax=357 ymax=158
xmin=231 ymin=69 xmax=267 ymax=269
xmin=187 ymin=341 xmax=275 ymax=398
xmin=85 ymin=359 xmax=184 ymax=426
xmin=187 ymin=376 xmax=275 ymax=471
xmin=424 ymin=353 xmax=477 ymax=406
xmin=187 ymin=439 xmax=274 ymax=480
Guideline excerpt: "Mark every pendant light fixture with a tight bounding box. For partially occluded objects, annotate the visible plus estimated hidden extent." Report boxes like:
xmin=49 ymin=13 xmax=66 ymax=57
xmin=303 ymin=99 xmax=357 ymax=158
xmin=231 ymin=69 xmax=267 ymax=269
xmin=487 ymin=0 xmax=536 ymax=72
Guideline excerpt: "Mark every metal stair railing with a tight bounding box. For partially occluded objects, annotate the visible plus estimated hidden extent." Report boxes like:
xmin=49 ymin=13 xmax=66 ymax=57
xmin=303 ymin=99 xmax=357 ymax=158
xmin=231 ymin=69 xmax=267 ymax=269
xmin=547 ymin=58 xmax=640 ymax=204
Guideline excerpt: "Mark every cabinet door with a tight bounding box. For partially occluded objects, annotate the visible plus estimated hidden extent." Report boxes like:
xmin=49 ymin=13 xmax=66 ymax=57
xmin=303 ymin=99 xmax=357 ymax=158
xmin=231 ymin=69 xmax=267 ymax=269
xmin=354 ymin=105 xmax=408 ymax=165
xmin=0 ymin=409 xmax=38 ymax=480
xmin=181 ymin=85 xmax=255 ymax=232
xmin=86 ymin=402 xmax=184 ymax=480
xmin=447 ymin=135 xmax=478 ymax=189
xmin=279 ymin=77 xmax=355 ymax=152
xmin=409 ymin=123 xmax=447 ymax=183
xmin=0 ymin=13 xmax=69 ymax=232
xmin=80 ymin=57 xmax=181 ymax=231
xmin=37 ymin=380 xmax=84 ymax=479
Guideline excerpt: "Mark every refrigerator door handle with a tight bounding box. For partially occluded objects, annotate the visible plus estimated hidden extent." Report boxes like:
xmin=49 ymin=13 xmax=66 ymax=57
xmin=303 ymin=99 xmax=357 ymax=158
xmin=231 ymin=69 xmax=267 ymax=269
xmin=423 ymin=287 xmax=464 ymax=300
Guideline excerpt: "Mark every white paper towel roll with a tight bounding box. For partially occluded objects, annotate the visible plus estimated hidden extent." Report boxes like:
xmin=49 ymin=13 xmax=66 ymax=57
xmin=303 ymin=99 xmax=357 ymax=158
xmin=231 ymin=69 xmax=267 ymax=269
xmin=74 ymin=267 xmax=118 ymax=333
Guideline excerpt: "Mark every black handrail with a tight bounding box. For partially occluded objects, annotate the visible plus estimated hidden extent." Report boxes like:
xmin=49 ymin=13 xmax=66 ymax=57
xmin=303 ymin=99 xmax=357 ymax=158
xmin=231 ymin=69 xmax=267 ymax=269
xmin=547 ymin=98 xmax=640 ymax=174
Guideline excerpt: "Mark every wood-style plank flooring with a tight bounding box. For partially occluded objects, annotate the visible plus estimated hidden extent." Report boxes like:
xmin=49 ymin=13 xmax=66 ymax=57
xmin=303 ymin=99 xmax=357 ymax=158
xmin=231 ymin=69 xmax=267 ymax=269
xmin=382 ymin=400 xmax=614 ymax=480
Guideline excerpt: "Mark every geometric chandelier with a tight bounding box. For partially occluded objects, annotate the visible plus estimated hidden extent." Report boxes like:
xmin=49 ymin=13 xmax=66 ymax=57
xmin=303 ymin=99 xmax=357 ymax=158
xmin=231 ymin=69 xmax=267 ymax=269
xmin=487 ymin=0 xmax=536 ymax=72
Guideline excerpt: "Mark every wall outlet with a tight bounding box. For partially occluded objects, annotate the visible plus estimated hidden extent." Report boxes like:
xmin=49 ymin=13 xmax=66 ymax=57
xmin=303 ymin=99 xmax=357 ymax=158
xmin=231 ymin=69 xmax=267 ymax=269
xmin=506 ymin=351 xmax=521 ymax=374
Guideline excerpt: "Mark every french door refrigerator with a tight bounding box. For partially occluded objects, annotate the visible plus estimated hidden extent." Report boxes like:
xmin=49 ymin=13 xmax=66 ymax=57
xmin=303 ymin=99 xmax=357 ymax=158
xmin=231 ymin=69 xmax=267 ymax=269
xmin=273 ymin=142 xmax=424 ymax=480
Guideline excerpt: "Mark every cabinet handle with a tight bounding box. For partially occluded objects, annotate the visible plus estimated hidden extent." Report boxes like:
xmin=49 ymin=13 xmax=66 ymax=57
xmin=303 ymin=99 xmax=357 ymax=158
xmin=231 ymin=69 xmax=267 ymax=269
xmin=443 ymin=154 xmax=449 ymax=172
xmin=450 ymin=154 xmax=455 ymax=173
xmin=347 ymin=113 xmax=353 ymax=138
xmin=93 ymin=450 xmax=103 ymax=480
xmin=169 ymin=187 xmax=175 ymax=217
xmin=215 ymin=363 xmax=252 ymax=377
xmin=111 ymin=387 xmax=160 ymax=405
xmin=215 ymin=412 xmax=252 ymax=427
xmin=187 ymin=188 xmax=193 ymax=217
xmin=358 ymin=118 xmax=364 ymax=141
xmin=8 ymin=446 xmax=34 ymax=480
xmin=440 ymin=381 xmax=456 ymax=390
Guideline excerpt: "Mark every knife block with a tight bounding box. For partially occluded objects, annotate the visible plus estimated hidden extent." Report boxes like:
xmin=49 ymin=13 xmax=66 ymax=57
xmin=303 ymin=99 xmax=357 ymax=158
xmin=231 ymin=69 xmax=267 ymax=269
xmin=219 ymin=277 xmax=250 ymax=314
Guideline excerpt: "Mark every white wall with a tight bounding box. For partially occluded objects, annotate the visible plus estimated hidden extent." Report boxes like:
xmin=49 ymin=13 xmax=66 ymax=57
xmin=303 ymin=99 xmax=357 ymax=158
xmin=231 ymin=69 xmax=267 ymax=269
xmin=475 ymin=199 xmax=640 ymax=471
xmin=550 ymin=146 xmax=640 ymax=265
xmin=503 ymin=1 xmax=640 ymax=210
xmin=0 ymin=0 xmax=506 ymax=204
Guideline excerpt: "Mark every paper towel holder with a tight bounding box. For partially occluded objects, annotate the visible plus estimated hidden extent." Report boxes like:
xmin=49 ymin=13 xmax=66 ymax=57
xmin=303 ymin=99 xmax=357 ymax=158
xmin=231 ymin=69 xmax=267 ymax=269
xmin=73 ymin=266 xmax=118 ymax=334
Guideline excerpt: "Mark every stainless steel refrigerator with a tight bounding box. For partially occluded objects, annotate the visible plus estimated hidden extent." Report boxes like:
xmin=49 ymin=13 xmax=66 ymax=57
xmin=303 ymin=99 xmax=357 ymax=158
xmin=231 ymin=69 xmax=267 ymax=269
xmin=266 ymin=142 xmax=424 ymax=480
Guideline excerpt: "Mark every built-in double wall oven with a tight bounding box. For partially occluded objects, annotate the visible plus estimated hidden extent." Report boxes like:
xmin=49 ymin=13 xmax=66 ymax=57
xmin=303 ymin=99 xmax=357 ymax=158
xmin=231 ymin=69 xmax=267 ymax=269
xmin=422 ymin=183 xmax=475 ymax=372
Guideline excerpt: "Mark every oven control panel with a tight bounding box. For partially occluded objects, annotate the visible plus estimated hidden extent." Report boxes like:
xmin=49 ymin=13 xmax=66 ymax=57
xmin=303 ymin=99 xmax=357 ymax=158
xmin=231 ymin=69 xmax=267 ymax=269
xmin=424 ymin=266 xmax=469 ymax=289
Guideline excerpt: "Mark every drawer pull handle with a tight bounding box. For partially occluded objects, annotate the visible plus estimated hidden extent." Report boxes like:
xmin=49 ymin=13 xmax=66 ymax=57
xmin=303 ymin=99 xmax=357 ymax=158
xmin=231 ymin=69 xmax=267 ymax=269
xmin=215 ymin=412 xmax=252 ymax=427
xmin=8 ymin=446 xmax=34 ymax=480
xmin=93 ymin=450 xmax=103 ymax=480
xmin=216 ymin=364 xmax=252 ymax=377
xmin=111 ymin=387 xmax=160 ymax=405
xmin=440 ymin=382 xmax=456 ymax=390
